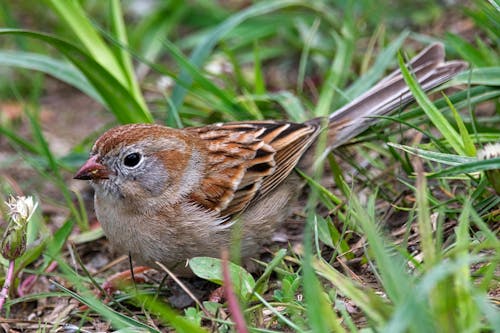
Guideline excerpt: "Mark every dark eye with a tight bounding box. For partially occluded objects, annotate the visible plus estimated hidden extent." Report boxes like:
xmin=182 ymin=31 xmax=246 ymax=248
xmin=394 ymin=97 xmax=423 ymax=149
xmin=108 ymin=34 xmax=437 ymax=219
xmin=123 ymin=152 xmax=142 ymax=168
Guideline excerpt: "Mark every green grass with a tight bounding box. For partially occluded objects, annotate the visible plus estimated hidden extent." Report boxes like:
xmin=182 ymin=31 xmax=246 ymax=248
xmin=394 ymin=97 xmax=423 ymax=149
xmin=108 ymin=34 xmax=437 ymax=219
xmin=0 ymin=0 xmax=499 ymax=332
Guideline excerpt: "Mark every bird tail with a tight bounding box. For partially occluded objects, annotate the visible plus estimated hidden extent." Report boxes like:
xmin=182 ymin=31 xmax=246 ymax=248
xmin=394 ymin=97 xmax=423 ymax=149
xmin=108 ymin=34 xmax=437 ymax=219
xmin=320 ymin=43 xmax=467 ymax=151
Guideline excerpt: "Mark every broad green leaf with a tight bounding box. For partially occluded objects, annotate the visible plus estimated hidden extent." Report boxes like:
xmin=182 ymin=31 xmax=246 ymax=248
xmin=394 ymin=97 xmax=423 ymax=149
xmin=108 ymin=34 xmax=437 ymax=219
xmin=189 ymin=256 xmax=255 ymax=299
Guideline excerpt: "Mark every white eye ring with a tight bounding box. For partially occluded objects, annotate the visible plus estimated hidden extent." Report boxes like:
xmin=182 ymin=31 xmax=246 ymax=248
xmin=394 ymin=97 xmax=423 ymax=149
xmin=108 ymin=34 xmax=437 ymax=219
xmin=123 ymin=152 xmax=142 ymax=168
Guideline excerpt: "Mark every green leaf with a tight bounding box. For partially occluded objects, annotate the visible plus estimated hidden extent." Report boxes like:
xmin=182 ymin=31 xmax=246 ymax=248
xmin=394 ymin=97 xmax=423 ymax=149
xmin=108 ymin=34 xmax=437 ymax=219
xmin=189 ymin=257 xmax=255 ymax=299
xmin=170 ymin=0 xmax=320 ymax=110
xmin=161 ymin=39 xmax=247 ymax=120
xmin=46 ymin=0 xmax=128 ymax=85
xmin=343 ymin=31 xmax=409 ymax=102
xmin=398 ymin=52 xmax=465 ymax=155
xmin=444 ymin=67 xmax=500 ymax=87
xmin=253 ymin=248 xmax=287 ymax=294
xmin=388 ymin=143 xmax=476 ymax=165
xmin=446 ymin=33 xmax=495 ymax=67
xmin=303 ymin=217 xmax=341 ymax=333
xmin=445 ymin=93 xmax=476 ymax=156
xmin=0 ymin=29 xmax=153 ymax=123
xmin=0 ymin=51 xmax=102 ymax=103
xmin=69 ymin=227 xmax=104 ymax=244
xmin=314 ymin=32 xmax=352 ymax=117
xmin=53 ymin=280 xmax=161 ymax=332
xmin=108 ymin=0 xmax=146 ymax=110
xmin=428 ymin=157 xmax=500 ymax=178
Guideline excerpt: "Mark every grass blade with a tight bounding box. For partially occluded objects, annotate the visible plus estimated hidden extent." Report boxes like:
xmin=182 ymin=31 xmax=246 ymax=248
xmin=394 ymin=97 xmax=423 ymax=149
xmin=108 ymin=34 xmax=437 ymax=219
xmin=0 ymin=29 xmax=153 ymax=123
xmin=343 ymin=31 xmax=409 ymax=102
xmin=398 ymin=52 xmax=465 ymax=155
xmin=47 ymin=0 xmax=127 ymax=84
xmin=413 ymin=158 xmax=436 ymax=268
xmin=0 ymin=50 xmax=102 ymax=103
xmin=170 ymin=0 xmax=314 ymax=109
xmin=108 ymin=0 xmax=147 ymax=111
xmin=428 ymin=157 xmax=500 ymax=178
xmin=388 ymin=143 xmax=476 ymax=165
xmin=444 ymin=67 xmax=500 ymax=87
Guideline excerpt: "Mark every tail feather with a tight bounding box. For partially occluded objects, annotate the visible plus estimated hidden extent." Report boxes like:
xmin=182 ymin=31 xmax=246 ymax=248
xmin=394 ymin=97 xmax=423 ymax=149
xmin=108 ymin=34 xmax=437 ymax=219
xmin=323 ymin=43 xmax=468 ymax=150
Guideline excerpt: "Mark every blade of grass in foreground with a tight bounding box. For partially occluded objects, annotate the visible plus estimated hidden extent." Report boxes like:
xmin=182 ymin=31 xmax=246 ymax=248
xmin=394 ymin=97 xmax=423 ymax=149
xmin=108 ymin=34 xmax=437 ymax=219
xmin=107 ymin=0 xmax=148 ymax=111
xmin=343 ymin=191 xmax=437 ymax=332
xmin=414 ymin=158 xmax=437 ymax=268
xmin=398 ymin=52 xmax=465 ymax=155
xmin=47 ymin=0 xmax=128 ymax=87
xmin=444 ymin=67 xmax=500 ymax=87
xmin=303 ymin=212 xmax=343 ymax=333
xmin=428 ymin=157 xmax=500 ymax=178
xmin=388 ymin=143 xmax=476 ymax=165
xmin=301 ymin=154 xmax=343 ymax=332
xmin=454 ymin=200 xmax=479 ymax=330
xmin=53 ymin=257 xmax=209 ymax=333
xmin=53 ymin=280 xmax=161 ymax=332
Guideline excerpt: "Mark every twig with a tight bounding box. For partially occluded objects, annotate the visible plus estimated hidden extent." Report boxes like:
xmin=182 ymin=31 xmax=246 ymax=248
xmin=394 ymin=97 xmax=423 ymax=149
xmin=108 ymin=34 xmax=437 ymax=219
xmin=154 ymin=261 xmax=211 ymax=318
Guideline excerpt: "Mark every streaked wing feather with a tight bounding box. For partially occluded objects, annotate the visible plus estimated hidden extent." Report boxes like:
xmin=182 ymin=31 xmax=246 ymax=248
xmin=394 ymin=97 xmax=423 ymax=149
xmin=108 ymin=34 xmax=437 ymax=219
xmin=187 ymin=121 xmax=318 ymax=217
xmin=256 ymin=130 xmax=317 ymax=198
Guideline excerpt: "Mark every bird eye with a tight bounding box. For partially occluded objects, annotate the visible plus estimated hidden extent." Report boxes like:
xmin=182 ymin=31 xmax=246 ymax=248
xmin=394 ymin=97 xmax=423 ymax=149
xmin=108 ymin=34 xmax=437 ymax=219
xmin=123 ymin=152 xmax=142 ymax=168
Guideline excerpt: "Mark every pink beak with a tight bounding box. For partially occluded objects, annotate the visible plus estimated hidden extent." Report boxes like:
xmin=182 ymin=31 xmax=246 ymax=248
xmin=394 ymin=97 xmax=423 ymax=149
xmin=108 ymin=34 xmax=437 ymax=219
xmin=74 ymin=155 xmax=110 ymax=180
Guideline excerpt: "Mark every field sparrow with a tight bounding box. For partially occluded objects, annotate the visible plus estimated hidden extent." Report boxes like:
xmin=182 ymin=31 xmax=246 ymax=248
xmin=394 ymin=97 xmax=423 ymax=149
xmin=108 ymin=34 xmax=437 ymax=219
xmin=74 ymin=44 xmax=466 ymax=274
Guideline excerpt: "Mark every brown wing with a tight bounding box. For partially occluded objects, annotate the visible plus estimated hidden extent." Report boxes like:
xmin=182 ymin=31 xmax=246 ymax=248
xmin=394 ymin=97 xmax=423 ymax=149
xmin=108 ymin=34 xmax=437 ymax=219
xmin=187 ymin=121 xmax=319 ymax=217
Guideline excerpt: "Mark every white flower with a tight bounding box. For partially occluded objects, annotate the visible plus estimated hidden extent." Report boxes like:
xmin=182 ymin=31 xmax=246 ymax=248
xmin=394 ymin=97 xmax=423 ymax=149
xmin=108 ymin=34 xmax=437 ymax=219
xmin=205 ymin=55 xmax=234 ymax=76
xmin=156 ymin=75 xmax=175 ymax=92
xmin=5 ymin=196 xmax=37 ymax=227
xmin=477 ymin=142 xmax=500 ymax=195
xmin=477 ymin=142 xmax=500 ymax=160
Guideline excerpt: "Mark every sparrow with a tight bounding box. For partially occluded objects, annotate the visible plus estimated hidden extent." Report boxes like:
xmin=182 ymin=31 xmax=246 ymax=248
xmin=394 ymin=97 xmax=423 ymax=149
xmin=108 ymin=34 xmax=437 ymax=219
xmin=74 ymin=43 xmax=467 ymax=274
